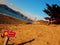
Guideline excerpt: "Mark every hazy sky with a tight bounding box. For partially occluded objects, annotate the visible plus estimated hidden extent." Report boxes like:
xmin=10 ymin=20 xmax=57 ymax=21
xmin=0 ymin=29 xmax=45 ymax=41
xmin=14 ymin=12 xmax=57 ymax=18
xmin=1 ymin=0 xmax=60 ymax=20
xmin=0 ymin=0 xmax=6 ymax=4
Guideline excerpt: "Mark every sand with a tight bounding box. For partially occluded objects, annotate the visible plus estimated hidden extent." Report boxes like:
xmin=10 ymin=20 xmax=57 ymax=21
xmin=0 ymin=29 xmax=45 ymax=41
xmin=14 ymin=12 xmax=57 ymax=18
xmin=0 ymin=24 xmax=60 ymax=45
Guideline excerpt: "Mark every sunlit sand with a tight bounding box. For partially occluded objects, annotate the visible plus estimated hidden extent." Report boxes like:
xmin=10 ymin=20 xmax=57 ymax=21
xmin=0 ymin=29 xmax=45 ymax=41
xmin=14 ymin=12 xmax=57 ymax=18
xmin=0 ymin=23 xmax=60 ymax=45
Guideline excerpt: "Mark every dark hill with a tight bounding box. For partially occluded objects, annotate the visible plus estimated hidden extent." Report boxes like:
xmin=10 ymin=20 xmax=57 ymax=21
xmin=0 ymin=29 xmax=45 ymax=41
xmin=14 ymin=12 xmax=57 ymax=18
xmin=0 ymin=14 xmax=27 ymax=24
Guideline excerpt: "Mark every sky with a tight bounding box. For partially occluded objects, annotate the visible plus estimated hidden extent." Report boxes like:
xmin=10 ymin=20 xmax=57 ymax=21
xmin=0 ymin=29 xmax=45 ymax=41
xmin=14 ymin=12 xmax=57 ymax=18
xmin=0 ymin=0 xmax=6 ymax=4
xmin=1 ymin=0 xmax=60 ymax=20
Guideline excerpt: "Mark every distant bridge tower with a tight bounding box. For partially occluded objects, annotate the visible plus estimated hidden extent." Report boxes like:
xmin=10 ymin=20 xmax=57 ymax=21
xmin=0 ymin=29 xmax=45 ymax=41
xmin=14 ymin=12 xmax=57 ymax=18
xmin=33 ymin=17 xmax=37 ymax=22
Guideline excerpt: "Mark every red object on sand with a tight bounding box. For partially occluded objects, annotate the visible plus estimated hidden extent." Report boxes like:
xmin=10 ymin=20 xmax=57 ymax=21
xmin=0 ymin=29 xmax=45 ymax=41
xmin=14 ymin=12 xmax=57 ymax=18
xmin=2 ymin=30 xmax=9 ymax=36
xmin=8 ymin=32 xmax=16 ymax=37
xmin=2 ymin=30 xmax=16 ymax=37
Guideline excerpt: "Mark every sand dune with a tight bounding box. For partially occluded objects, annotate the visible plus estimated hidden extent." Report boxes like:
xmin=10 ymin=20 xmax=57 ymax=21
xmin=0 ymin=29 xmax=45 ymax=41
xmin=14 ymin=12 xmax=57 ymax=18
xmin=0 ymin=23 xmax=60 ymax=45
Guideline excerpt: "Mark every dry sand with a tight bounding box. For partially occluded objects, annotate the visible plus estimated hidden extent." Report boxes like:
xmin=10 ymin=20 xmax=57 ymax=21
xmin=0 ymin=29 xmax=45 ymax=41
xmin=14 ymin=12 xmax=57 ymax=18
xmin=0 ymin=24 xmax=60 ymax=45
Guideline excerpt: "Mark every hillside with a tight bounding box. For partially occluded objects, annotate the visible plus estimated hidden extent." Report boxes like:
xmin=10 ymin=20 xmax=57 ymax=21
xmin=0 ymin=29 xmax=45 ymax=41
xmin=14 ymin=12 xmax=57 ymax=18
xmin=33 ymin=20 xmax=48 ymax=25
xmin=0 ymin=23 xmax=60 ymax=45
xmin=0 ymin=14 xmax=27 ymax=24
xmin=0 ymin=4 xmax=33 ymax=23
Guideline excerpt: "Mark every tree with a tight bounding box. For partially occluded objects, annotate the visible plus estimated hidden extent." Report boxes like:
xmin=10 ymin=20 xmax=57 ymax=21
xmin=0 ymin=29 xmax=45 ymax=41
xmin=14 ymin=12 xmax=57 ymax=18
xmin=43 ymin=4 xmax=60 ymax=24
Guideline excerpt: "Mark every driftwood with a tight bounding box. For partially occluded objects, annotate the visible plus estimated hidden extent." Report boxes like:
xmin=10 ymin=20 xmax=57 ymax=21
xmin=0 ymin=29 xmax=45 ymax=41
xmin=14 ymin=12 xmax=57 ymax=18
xmin=8 ymin=39 xmax=35 ymax=45
xmin=3 ymin=37 xmax=9 ymax=45
xmin=18 ymin=39 xmax=35 ymax=45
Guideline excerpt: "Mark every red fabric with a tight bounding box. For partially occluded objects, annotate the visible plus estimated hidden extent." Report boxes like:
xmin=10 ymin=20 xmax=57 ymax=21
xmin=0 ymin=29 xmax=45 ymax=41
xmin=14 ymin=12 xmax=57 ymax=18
xmin=2 ymin=30 xmax=16 ymax=37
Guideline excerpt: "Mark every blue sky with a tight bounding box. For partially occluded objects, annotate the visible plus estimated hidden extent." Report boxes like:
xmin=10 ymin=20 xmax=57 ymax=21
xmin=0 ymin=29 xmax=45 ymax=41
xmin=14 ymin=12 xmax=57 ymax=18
xmin=6 ymin=0 xmax=60 ymax=20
